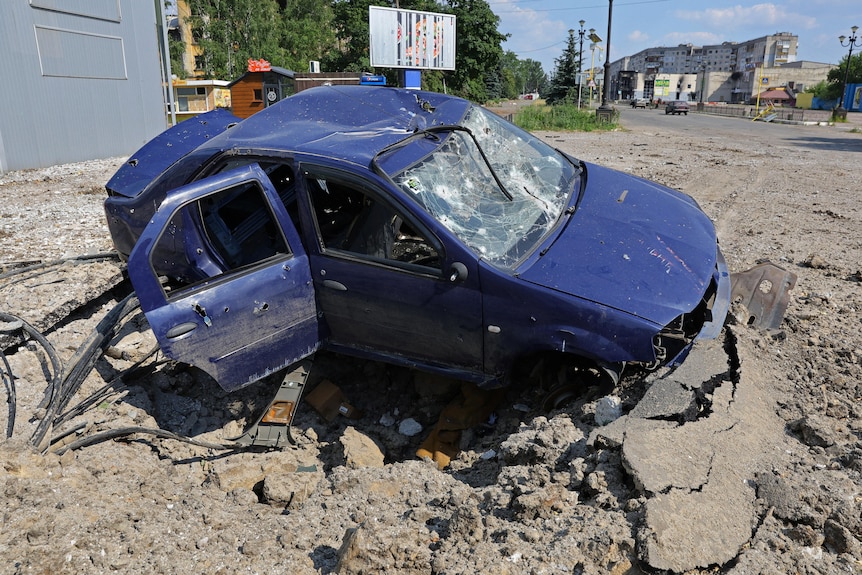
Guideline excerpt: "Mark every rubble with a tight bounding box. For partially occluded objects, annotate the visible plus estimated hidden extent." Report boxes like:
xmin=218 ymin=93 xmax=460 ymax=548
xmin=1 ymin=124 xmax=861 ymax=574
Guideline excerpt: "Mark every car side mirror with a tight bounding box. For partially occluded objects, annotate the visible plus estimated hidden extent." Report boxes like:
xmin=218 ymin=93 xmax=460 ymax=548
xmin=448 ymin=262 xmax=468 ymax=283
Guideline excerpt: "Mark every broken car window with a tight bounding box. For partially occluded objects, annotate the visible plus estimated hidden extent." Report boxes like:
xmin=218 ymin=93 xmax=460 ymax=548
xmin=306 ymin=174 xmax=441 ymax=269
xmin=392 ymin=106 xmax=575 ymax=268
xmin=152 ymin=180 xmax=290 ymax=295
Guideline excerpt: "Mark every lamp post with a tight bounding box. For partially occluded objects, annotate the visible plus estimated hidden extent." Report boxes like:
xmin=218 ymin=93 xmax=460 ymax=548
xmin=596 ymin=0 xmax=614 ymax=121
xmin=577 ymin=20 xmax=586 ymax=109
xmin=589 ymin=29 xmax=603 ymax=106
xmin=835 ymin=25 xmax=860 ymax=120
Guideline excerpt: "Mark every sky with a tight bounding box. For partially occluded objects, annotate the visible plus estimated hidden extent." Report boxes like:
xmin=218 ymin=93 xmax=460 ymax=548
xmin=490 ymin=0 xmax=862 ymax=75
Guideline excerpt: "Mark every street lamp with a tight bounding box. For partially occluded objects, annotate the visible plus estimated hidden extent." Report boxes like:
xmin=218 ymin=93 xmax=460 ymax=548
xmin=589 ymin=29 xmax=603 ymax=105
xmin=597 ymin=0 xmax=614 ymax=121
xmin=835 ymin=25 xmax=860 ymax=119
xmin=577 ymin=20 xmax=586 ymax=109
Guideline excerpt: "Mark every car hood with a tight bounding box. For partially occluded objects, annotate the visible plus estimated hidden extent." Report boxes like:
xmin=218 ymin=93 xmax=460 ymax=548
xmin=518 ymin=162 xmax=718 ymax=326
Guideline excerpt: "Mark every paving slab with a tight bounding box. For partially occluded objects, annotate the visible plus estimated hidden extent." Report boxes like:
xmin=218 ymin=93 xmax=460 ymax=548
xmin=592 ymin=329 xmax=789 ymax=572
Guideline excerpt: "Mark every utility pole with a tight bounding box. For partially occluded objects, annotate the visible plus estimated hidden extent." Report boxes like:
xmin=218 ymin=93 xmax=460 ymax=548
xmin=597 ymin=0 xmax=614 ymax=121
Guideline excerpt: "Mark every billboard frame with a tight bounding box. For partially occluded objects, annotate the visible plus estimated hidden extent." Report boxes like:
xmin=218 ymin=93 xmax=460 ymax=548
xmin=369 ymin=6 xmax=456 ymax=70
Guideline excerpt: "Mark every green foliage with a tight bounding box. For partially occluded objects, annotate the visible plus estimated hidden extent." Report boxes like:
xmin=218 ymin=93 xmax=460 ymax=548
xmin=513 ymin=102 xmax=617 ymax=132
xmin=168 ymin=36 xmax=188 ymax=79
xmin=498 ymin=51 xmax=546 ymax=97
xmin=546 ymin=30 xmax=582 ymax=104
xmin=804 ymin=80 xmax=827 ymax=96
xmin=825 ymin=52 xmax=862 ymax=102
xmin=281 ymin=0 xmax=336 ymax=73
xmin=444 ymin=0 xmax=508 ymax=102
xmin=188 ymin=0 xmax=287 ymax=79
xmin=180 ymin=0 xmax=545 ymax=105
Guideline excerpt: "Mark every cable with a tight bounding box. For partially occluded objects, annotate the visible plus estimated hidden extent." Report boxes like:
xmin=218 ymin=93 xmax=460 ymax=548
xmin=0 ymin=312 xmax=64 ymax=445
xmin=53 ymin=344 xmax=162 ymax=428
xmin=29 ymin=293 xmax=140 ymax=451
xmin=52 ymin=426 xmax=242 ymax=456
xmin=1 ymin=349 xmax=15 ymax=439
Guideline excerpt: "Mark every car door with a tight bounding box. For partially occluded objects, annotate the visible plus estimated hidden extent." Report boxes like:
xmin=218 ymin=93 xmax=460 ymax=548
xmin=128 ymin=164 xmax=319 ymax=392
xmin=298 ymin=166 xmax=486 ymax=378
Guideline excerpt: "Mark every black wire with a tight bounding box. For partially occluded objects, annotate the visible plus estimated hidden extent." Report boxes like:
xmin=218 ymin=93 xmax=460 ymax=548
xmin=29 ymin=293 xmax=140 ymax=450
xmin=1 ymin=349 xmax=16 ymax=439
xmin=0 ymin=312 xmax=64 ymax=444
xmin=53 ymin=344 xmax=162 ymax=428
xmin=52 ymin=426 xmax=241 ymax=456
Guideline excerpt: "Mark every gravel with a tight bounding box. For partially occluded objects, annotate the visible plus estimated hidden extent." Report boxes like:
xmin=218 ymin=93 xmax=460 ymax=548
xmin=0 ymin=117 xmax=860 ymax=574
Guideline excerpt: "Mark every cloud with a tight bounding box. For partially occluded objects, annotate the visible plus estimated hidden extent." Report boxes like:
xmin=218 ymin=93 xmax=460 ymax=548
xmin=496 ymin=0 xmax=568 ymax=70
xmin=675 ymin=3 xmax=817 ymax=30
xmin=628 ymin=30 xmax=650 ymax=43
xmin=662 ymin=31 xmax=724 ymax=46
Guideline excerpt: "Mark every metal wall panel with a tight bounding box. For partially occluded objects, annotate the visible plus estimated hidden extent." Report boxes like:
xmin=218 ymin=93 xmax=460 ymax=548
xmin=0 ymin=0 xmax=166 ymax=172
xmin=35 ymin=26 xmax=127 ymax=79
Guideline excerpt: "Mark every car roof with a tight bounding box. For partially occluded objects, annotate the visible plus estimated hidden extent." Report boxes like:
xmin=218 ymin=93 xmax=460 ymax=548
xmin=197 ymin=85 xmax=471 ymax=169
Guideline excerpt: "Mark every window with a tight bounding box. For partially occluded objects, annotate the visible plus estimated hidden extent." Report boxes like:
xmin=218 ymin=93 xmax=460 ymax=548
xmin=152 ymin=180 xmax=291 ymax=296
xmin=305 ymin=173 xmax=441 ymax=270
xmin=253 ymin=89 xmax=263 ymax=102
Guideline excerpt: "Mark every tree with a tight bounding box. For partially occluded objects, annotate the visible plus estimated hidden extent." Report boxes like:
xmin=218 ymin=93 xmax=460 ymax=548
xmin=545 ymin=29 xmax=581 ymax=105
xmin=823 ymin=52 xmax=862 ymax=102
xmin=324 ymin=0 xmax=385 ymax=73
xmin=188 ymin=0 xmax=287 ymax=79
xmin=499 ymin=51 xmax=546 ymax=96
xmin=281 ymin=0 xmax=336 ymax=73
xmin=444 ymin=0 xmax=507 ymax=102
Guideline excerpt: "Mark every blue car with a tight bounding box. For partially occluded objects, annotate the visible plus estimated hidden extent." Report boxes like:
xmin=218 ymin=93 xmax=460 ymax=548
xmin=104 ymin=86 xmax=730 ymax=402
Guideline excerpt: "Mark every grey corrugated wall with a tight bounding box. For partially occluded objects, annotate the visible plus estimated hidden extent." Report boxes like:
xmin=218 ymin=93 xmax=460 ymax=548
xmin=0 ymin=0 xmax=167 ymax=172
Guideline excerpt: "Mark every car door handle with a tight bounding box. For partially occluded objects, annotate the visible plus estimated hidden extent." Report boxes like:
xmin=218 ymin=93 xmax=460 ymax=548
xmin=165 ymin=321 xmax=198 ymax=339
xmin=322 ymin=279 xmax=347 ymax=291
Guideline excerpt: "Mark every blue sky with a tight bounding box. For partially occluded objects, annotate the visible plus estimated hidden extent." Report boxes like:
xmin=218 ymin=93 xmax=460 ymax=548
xmin=490 ymin=0 xmax=862 ymax=75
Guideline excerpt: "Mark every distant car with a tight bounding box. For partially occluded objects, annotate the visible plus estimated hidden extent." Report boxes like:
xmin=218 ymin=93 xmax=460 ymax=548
xmin=665 ymin=101 xmax=690 ymax=115
xmin=631 ymin=99 xmax=649 ymax=109
xmin=104 ymin=86 xmax=729 ymax=399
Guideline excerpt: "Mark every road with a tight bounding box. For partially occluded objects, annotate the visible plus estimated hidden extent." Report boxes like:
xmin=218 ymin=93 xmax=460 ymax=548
xmin=616 ymin=106 xmax=862 ymax=154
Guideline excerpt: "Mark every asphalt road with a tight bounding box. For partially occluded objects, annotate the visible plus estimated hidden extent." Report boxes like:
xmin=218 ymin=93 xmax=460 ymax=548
xmin=616 ymin=105 xmax=862 ymax=154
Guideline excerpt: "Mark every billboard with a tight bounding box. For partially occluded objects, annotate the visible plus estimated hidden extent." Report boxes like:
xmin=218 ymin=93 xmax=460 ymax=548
xmin=369 ymin=6 xmax=456 ymax=70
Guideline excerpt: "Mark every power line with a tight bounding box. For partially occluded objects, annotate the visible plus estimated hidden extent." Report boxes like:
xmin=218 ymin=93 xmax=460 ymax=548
xmin=489 ymin=0 xmax=670 ymax=14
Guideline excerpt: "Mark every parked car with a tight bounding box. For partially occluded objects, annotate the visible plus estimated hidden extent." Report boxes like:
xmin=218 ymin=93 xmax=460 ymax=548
xmin=665 ymin=100 xmax=690 ymax=115
xmin=630 ymin=99 xmax=649 ymax=109
xmin=104 ymin=86 xmax=729 ymax=401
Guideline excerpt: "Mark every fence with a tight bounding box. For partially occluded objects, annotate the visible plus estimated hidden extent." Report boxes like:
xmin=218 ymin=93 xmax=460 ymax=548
xmin=694 ymin=103 xmax=833 ymax=123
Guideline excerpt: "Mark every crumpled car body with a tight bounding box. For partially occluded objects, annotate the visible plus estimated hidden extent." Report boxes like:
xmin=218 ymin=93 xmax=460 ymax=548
xmin=104 ymin=86 xmax=730 ymax=393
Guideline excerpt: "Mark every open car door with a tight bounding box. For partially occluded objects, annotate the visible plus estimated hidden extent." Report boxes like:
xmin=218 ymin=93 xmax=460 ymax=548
xmin=128 ymin=164 xmax=319 ymax=392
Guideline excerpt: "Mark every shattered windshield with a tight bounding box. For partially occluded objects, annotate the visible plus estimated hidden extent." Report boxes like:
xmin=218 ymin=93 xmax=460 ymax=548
xmin=392 ymin=105 xmax=576 ymax=268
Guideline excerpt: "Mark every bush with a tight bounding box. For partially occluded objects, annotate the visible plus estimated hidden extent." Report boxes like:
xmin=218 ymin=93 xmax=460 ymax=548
xmin=513 ymin=102 xmax=618 ymax=132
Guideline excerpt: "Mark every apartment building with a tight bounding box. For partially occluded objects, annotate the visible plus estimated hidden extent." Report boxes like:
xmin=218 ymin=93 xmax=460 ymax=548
xmin=608 ymin=32 xmax=806 ymax=102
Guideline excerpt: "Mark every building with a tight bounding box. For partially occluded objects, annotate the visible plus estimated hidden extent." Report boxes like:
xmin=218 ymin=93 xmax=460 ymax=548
xmin=607 ymin=32 xmax=828 ymax=104
xmin=228 ymin=64 xmax=297 ymax=119
xmin=0 ymin=1 xmax=167 ymax=172
xmin=172 ymin=79 xmax=232 ymax=122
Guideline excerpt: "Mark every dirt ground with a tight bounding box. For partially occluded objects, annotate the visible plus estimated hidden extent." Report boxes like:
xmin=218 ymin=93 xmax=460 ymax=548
xmin=0 ymin=113 xmax=860 ymax=574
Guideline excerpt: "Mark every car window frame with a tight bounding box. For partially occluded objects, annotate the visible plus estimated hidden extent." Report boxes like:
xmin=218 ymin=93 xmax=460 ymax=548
xmin=298 ymin=164 xmax=447 ymax=278
xmin=153 ymin=170 xmax=297 ymax=302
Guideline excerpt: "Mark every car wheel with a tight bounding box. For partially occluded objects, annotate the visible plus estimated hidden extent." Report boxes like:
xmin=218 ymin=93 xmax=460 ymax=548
xmin=535 ymin=355 xmax=621 ymax=410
